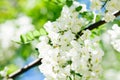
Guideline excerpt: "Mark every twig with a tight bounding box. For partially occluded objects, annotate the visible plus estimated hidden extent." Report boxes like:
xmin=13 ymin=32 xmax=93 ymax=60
xmin=84 ymin=10 xmax=120 ymax=30
xmin=8 ymin=10 xmax=120 ymax=79
xmin=8 ymin=58 xmax=42 ymax=79
xmin=101 ymin=0 xmax=109 ymax=9
xmin=77 ymin=10 xmax=120 ymax=36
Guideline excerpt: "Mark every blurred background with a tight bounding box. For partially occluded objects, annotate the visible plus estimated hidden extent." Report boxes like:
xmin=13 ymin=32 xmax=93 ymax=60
xmin=0 ymin=0 xmax=120 ymax=80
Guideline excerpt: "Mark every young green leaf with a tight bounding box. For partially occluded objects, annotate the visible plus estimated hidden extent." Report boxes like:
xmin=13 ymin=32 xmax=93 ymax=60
xmin=39 ymin=28 xmax=47 ymax=35
xmin=26 ymin=32 xmax=34 ymax=41
xmin=20 ymin=34 xmax=27 ymax=44
xmin=32 ymin=30 xmax=40 ymax=38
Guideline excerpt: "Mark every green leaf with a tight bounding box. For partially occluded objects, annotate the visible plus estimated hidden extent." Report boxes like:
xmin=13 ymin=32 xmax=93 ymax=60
xmin=67 ymin=60 xmax=72 ymax=65
xmin=26 ymin=32 xmax=34 ymax=41
xmin=17 ymin=44 xmax=32 ymax=60
xmin=39 ymin=28 xmax=47 ymax=35
xmin=95 ymin=14 xmax=101 ymax=22
xmin=61 ymin=60 xmax=72 ymax=68
xmin=80 ymin=11 xmax=87 ymax=16
xmin=75 ymin=73 xmax=82 ymax=77
xmin=20 ymin=30 xmax=42 ymax=44
xmin=67 ymin=76 xmax=72 ymax=80
xmin=70 ymin=70 xmax=75 ymax=75
xmin=32 ymin=30 xmax=40 ymax=38
xmin=75 ymin=6 xmax=82 ymax=11
xmin=20 ymin=34 xmax=27 ymax=44
xmin=7 ymin=64 xmax=18 ymax=74
xmin=66 ymin=0 xmax=73 ymax=7
xmin=80 ymin=11 xmax=94 ymax=21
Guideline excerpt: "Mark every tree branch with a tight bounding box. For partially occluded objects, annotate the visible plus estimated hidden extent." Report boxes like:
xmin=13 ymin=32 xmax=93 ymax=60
xmin=77 ymin=10 xmax=120 ymax=36
xmin=84 ymin=10 xmax=120 ymax=30
xmin=8 ymin=10 xmax=120 ymax=79
xmin=8 ymin=58 xmax=42 ymax=79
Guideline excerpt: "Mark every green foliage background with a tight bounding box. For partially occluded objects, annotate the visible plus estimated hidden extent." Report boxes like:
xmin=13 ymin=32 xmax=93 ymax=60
xmin=0 ymin=0 xmax=64 ymax=72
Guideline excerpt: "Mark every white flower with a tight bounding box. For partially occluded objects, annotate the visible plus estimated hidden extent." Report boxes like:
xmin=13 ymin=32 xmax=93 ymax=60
xmin=90 ymin=0 xmax=102 ymax=10
xmin=60 ymin=30 xmax=75 ymax=44
xmin=39 ymin=36 xmax=49 ymax=43
xmin=90 ymin=0 xmax=119 ymax=23
xmin=108 ymin=24 xmax=120 ymax=52
xmin=70 ymin=40 xmax=81 ymax=50
xmin=111 ymin=39 xmax=120 ymax=52
xmin=44 ymin=21 xmax=59 ymax=33
xmin=71 ymin=1 xmax=87 ymax=12
xmin=36 ymin=41 xmax=52 ymax=58
xmin=104 ymin=13 xmax=115 ymax=22
xmin=80 ymin=30 xmax=91 ymax=41
xmin=108 ymin=24 xmax=120 ymax=39
xmin=106 ymin=0 xmax=120 ymax=13
xmin=37 ymin=1 xmax=104 ymax=80
xmin=48 ymin=31 xmax=60 ymax=46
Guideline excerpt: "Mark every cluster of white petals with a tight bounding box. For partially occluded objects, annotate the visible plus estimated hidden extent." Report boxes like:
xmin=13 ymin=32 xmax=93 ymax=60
xmin=90 ymin=0 xmax=120 ymax=22
xmin=108 ymin=24 xmax=120 ymax=52
xmin=37 ymin=1 xmax=104 ymax=80
xmin=90 ymin=0 xmax=102 ymax=10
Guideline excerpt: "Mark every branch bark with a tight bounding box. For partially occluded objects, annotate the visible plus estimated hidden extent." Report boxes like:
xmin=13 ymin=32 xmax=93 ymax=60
xmin=8 ymin=10 xmax=120 ymax=79
xmin=77 ymin=10 xmax=120 ymax=36
xmin=8 ymin=58 xmax=42 ymax=79
xmin=84 ymin=10 xmax=120 ymax=30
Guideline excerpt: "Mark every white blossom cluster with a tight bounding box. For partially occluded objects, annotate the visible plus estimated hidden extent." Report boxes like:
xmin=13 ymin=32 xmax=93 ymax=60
xmin=108 ymin=24 xmax=120 ymax=52
xmin=0 ymin=15 xmax=34 ymax=64
xmin=36 ymin=1 xmax=104 ymax=80
xmin=90 ymin=0 xmax=120 ymax=22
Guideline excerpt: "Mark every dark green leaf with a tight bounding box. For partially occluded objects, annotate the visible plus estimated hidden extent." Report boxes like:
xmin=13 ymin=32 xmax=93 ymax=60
xmin=67 ymin=60 xmax=72 ymax=65
xmin=75 ymin=73 xmax=82 ymax=77
xmin=66 ymin=0 xmax=73 ymax=7
xmin=70 ymin=70 xmax=75 ymax=75
xmin=76 ymin=6 xmax=82 ymax=11
xmin=67 ymin=76 xmax=72 ymax=80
